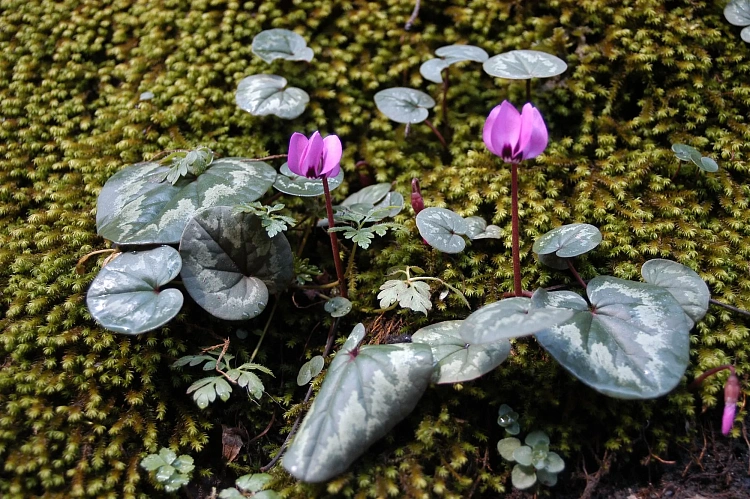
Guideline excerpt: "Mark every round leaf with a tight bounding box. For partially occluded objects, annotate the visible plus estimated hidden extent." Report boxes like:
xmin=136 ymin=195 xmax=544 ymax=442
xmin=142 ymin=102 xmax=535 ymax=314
xmin=419 ymin=58 xmax=452 ymax=84
xmin=283 ymin=339 xmax=434 ymax=482
xmin=374 ymin=87 xmax=436 ymax=124
xmin=411 ymin=320 xmax=511 ymax=384
xmin=497 ymin=437 xmax=521 ymax=461
xmin=236 ymin=74 xmax=309 ymax=120
xmin=525 ymin=430 xmax=550 ymax=448
xmin=179 ymin=207 xmax=293 ymax=321
xmin=511 ymin=464 xmax=537 ymax=489
xmin=537 ymin=252 xmax=569 ymax=270
xmin=536 ymin=468 xmax=559 ymax=487
xmin=725 ymin=0 xmax=750 ymax=26
xmin=671 ymin=143 xmax=699 ymax=161
xmin=483 ymin=49 xmax=567 ymax=80
xmin=532 ymin=278 xmax=691 ymax=399
xmin=273 ymin=162 xmax=344 ymax=197
xmin=459 ymin=297 xmax=574 ymax=345
xmin=86 ymin=247 xmax=183 ymax=335
xmin=235 ymin=473 xmax=272 ymax=492
xmin=532 ymin=223 xmax=602 ymax=258
xmin=434 ymin=44 xmax=489 ymax=62
xmin=251 ymin=28 xmax=314 ymax=63
xmin=699 ymin=156 xmax=719 ymax=172
xmin=513 ymin=445 xmax=533 ymax=466
xmin=416 ymin=207 xmax=469 ymax=254
xmin=544 ymin=452 xmax=565 ymax=474
xmin=341 ymin=183 xmax=392 ymax=207
xmin=742 ymin=26 xmax=750 ymax=42
xmin=324 ymin=297 xmax=352 ymax=317
xmin=96 ymin=159 xmax=277 ymax=245
xmin=640 ymin=259 xmax=710 ymax=327
xmin=373 ymin=191 xmax=404 ymax=219
xmin=296 ymin=356 xmax=325 ymax=386
xmin=464 ymin=216 xmax=487 ymax=239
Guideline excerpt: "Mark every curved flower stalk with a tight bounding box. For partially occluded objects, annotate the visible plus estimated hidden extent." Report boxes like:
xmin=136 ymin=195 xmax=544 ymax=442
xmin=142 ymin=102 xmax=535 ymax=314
xmin=723 ymin=370 xmax=740 ymax=435
xmin=483 ymin=101 xmax=548 ymax=296
xmin=287 ymin=131 xmax=347 ymax=299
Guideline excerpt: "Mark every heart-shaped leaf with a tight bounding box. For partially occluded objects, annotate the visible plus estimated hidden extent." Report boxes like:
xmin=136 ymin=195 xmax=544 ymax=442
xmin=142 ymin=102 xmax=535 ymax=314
xmin=459 ymin=297 xmax=574 ymax=345
xmin=236 ymin=74 xmax=309 ymax=120
xmin=416 ymin=207 xmax=468 ymax=254
xmin=324 ymin=297 xmax=352 ymax=317
xmin=283 ymin=324 xmax=434 ymax=483
xmin=179 ymin=207 xmax=293 ymax=320
xmin=483 ymin=50 xmax=567 ymax=80
xmin=640 ymin=259 xmax=710 ymax=327
xmin=251 ymin=28 xmax=314 ymax=63
xmin=533 ymin=223 xmax=602 ymax=258
xmin=86 ymin=247 xmax=183 ymax=335
xmin=273 ymin=162 xmax=344 ymax=197
xmin=419 ymin=58 xmax=453 ymax=84
xmin=341 ymin=183 xmax=392 ymax=207
xmin=464 ymin=216 xmax=501 ymax=240
xmin=419 ymin=45 xmax=489 ymax=83
xmin=671 ymin=143 xmax=701 ymax=162
xmin=372 ymin=191 xmax=404 ymax=219
xmin=532 ymin=278 xmax=691 ymax=399
xmin=537 ymin=252 xmax=569 ymax=270
xmin=725 ymin=0 xmax=750 ymax=26
xmin=411 ymin=320 xmax=511 ymax=384
xmin=96 ymin=158 xmax=276 ymax=245
xmin=374 ymin=87 xmax=436 ymax=124
xmin=296 ymin=355 xmax=325 ymax=386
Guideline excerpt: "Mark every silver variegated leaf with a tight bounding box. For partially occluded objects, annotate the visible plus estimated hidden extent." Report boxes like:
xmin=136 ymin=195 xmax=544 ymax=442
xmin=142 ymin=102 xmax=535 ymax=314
xmin=96 ymin=158 xmax=276 ymax=245
xmin=179 ymin=207 xmax=293 ymax=320
xmin=532 ymin=278 xmax=691 ymax=399
xmin=483 ymin=49 xmax=567 ymax=80
xmin=532 ymin=223 xmax=602 ymax=258
xmin=459 ymin=297 xmax=574 ymax=345
xmin=236 ymin=74 xmax=309 ymax=120
xmin=272 ymin=162 xmax=344 ymax=197
xmin=464 ymin=216 xmax=502 ymax=240
xmin=416 ymin=207 xmax=468 ymax=254
xmin=374 ymin=87 xmax=436 ymax=124
xmin=640 ymin=259 xmax=710 ymax=327
xmin=411 ymin=320 xmax=510 ymax=384
xmin=86 ymin=246 xmax=183 ymax=335
xmin=251 ymin=28 xmax=314 ymax=63
xmin=283 ymin=324 xmax=434 ymax=482
xmin=725 ymin=0 xmax=750 ymax=26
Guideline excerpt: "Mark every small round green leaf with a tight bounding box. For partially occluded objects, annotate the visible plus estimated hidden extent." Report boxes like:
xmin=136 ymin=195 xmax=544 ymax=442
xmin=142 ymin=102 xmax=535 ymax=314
xmin=544 ymin=452 xmax=565 ymax=474
xmin=511 ymin=464 xmax=537 ymax=489
xmin=235 ymin=473 xmax=272 ymax=492
xmin=273 ymin=162 xmax=344 ymax=197
xmin=236 ymin=74 xmax=309 ymax=120
xmin=671 ymin=143 xmax=699 ymax=162
xmin=640 ymin=259 xmax=710 ymax=327
xmin=742 ymin=26 xmax=750 ymax=42
xmin=341 ymin=183 xmax=392 ymax=207
xmin=324 ymin=297 xmax=352 ymax=317
xmin=483 ymin=49 xmax=567 ymax=80
xmin=411 ymin=320 xmax=511 ymax=384
xmin=86 ymin=247 xmax=183 ymax=335
xmin=725 ymin=0 xmax=750 ymax=26
xmin=699 ymin=156 xmax=719 ymax=172
xmin=536 ymin=468 xmax=559 ymax=487
xmin=374 ymin=87 xmax=436 ymax=124
xmin=525 ymin=431 xmax=550 ymax=448
xmin=513 ymin=445 xmax=533 ymax=466
xmin=96 ymin=159 xmax=277 ymax=245
xmin=533 ymin=223 xmax=602 ymax=258
xmin=497 ymin=437 xmax=521 ymax=461
xmin=459 ymin=297 xmax=574 ymax=345
xmin=416 ymin=207 xmax=469 ymax=254
xmin=251 ymin=28 xmax=314 ymax=63
xmin=180 ymin=207 xmax=293 ymax=320
xmin=532 ymin=278 xmax=691 ymax=399
xmin=296 ymin=356 xmax=325 ymax=386
xmin=434 ymin=44 xmax=489 ymax=62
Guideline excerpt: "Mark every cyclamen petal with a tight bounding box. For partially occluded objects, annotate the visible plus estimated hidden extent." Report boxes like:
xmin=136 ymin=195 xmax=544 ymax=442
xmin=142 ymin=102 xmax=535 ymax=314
xmin=320 ymin=135 xmax=342 ymax=177
xmin=288 ymin=132 xmax=309 ymax=175
xmin=287 ymin=130 xmax=342 ymax=179
xmin=301 ymin=131 xmax=324 ymax=177
xmin=722 ymin=403 xmax=736 ymax=435
xmin=483 ymin=100 xmax=548 ymax=164
xmin=522 ymin=106 xmax=548 ymax=160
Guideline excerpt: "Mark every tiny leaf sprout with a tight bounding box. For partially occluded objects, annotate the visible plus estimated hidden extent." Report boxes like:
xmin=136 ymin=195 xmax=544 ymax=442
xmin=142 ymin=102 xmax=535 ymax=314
xmin=671 ymin=143 xmax=719 ymax=176
xmin=377 ymin=265 xmax=470 ymax=315
xmin=497 ymin=429 xmax=565 ymax=490
xmin=140 ymin=448 xmax=194 ymax=493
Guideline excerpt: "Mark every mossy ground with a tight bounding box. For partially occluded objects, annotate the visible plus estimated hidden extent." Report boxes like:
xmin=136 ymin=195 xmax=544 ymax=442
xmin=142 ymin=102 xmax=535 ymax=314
xmin=1 ymin=0 xmax=749 ymax=497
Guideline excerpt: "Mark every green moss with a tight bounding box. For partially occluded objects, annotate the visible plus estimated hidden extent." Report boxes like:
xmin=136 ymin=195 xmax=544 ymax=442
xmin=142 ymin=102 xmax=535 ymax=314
xmin=1 ymin=0 xmax=750 ymax=496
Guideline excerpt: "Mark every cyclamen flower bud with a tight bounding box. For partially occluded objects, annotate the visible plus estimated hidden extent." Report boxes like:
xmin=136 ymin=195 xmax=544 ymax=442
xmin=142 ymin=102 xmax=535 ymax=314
xmin=411 ymin=178 xmax=424 ymax=214
xmin=287 ymin=131 xmax=342 ymax=179
xmin=483 ymin=101 xmax=548 ymax=164
xmin=722 ymin=372 xmax=740 ymax=435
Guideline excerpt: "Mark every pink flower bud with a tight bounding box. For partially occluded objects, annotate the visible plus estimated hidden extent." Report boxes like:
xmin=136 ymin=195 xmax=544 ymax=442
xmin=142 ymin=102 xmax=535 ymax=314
xmin=411 ymin=178 xmax=424 ymax=214
xmin=288 ymin=131 xmax=342 ymax=179
xmin=722 ymin=373 xmax=740 ymax=435
xmin=483 ymin=101 xmax=548 ymax=164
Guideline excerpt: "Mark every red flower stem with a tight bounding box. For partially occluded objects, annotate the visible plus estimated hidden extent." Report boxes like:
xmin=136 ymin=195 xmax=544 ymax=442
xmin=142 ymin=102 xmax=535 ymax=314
xmin=689 ymin=364 xmax=736 ymax=391
xmin=566 ymin=258 xmax=588 ymax=291
xmin=511 ymin=162 xmax=522 ymax=297
xmin=322 ymin=177 xmax=348 ymax=299
xmin=423 ymin=119 xmax=447 ymax=150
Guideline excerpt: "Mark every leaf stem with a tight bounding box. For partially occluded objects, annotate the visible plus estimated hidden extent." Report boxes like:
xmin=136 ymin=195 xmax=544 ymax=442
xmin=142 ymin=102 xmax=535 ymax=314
xmin=323 ymin=177 xmax=348 ymax=299
xmin=710 ymin=298 xmax=750 ymax=318
xmin=511 ymin=162 xmax=523 ymax=297
xmin=424 ymin=119 xmax=448 ymax=150
xmin=249 ymin=298 xmax=280 ymax=364
xmin=526 ymin=79 xmax=531 ymax=103
xmin=404 ymin=0 xmax=421 ymax=30
xmin=689 ymin=364 xmax=735 ymax=391
xmin=442 ymin=68 xmax=450 ymax=136
xmin=245 ymin=154 xmax=288 ymax=162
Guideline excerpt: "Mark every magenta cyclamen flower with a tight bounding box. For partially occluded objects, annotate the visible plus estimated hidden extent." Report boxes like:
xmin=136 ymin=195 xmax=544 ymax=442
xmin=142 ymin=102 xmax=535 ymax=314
xmin=722 ymin=372 xmax=740 ymax=435
xmin=483 ymin=101 xmax=548 ymax=163
xmin=288 ymin=131 xmax=342 ymax=179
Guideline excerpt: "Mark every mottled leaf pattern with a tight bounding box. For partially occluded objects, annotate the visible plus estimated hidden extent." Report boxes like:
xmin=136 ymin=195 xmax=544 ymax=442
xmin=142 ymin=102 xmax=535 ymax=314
xmin=86 ymin=246 xmax=183 ymax=335
xmin=416 ymin=207 xmax=468 ymax=254
xmin=180 ymin=207 xmax=293 ymax=320
xmin=283 ymin=324 xmax=434 ymax=482
xmin=532 ymin=223 xmax=602 ymax=258
xmin=374 ymin=87 xmax=436 ymax=124
xmin=251 ymin=28 xmax=314 ymax=63
xmin=273 ymin=162 xmax=344 ymax=197
xmin=640 ymin=259 xmax=710 ymax=327
xmin=236 ymin=74 xmax=309 ymax=119
xmin=483 ymin=49 xmax=567 ymax=79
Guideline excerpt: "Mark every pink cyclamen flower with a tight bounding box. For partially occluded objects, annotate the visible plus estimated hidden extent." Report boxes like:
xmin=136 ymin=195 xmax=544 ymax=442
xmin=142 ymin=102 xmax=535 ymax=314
xmin=411 ymin=178 xmax=425 ymax=214
xmin=483 ymin=101 xmax=548 ymax=163
xmin=288 ymin=131 xmax=342 ymax=179
xmin=722 ymin=372 xmax=740 ymax=435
